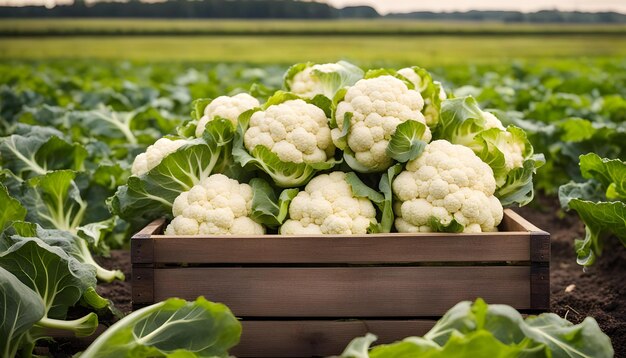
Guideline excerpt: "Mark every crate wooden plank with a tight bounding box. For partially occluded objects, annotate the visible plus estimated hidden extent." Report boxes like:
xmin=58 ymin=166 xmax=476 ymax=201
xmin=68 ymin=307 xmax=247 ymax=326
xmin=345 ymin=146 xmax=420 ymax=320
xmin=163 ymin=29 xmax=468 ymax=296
xmin=132 ymin=265 xmax=154 ymax=306
xmin=132 ymin=210 xmax=545 ymax=264
xmin=232 ymin=320 xmax=437 ymax=357
xmin=148 ymin=234 xmax=531 ymax=264
xmin=153 ymin=266 xmax=531 ymax=317
xmin=502 ymin=210 xmax=545 ymax=233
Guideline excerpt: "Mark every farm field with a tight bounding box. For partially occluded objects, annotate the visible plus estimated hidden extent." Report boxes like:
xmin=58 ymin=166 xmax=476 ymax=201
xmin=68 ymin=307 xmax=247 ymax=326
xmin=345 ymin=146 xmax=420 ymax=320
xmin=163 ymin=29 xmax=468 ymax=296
xmin=2 ymin=35 xmax=626 ymax=64
xmin=0 ymin=18 xmax=625 ymax=358
xmin=3 ymin=18 xmax=626 ymax=35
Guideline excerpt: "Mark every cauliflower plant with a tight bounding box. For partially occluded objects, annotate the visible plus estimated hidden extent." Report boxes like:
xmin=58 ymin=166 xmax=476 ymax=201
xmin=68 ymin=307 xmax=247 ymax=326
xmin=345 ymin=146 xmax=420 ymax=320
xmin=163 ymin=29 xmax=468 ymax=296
xmin=392 ymin=140 xmax=503 ymax=233
xmin=333 ymin=75 xmax=432 ymax=173
xmin=284 ymin=61 xmax=364 ymax=99
xmin=164 ymin=174 xmax=264 ymax=235
xmin=437 ymin=96 xmax=543 ymax=206
xmin=281 ymin=172 xmax=378 ymax=235
xmin=397 ymin=66 xmax=447 ymax=128
xmin=195 ymin=93 xmax=259 ymax=137
xmin=244 ymin=99 xmax=334 ymax=164
xmin=131 ymin=137 xmax=186 ymax=176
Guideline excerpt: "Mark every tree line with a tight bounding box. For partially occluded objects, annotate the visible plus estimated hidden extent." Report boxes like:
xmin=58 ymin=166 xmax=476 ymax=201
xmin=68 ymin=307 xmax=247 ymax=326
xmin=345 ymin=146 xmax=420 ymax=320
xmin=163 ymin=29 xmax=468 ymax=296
xmin=0 ymin=0 xmax=624 ymax=23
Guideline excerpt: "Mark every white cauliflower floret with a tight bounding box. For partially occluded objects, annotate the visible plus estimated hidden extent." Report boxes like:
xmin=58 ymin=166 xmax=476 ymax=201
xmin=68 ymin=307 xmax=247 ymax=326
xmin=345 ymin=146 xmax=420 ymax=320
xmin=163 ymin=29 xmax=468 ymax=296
xmin=280 ymin=172 xmax=377 ymax=235
xmin=165 ymin=174 xmax=264 ymax=236
xmin=333 ymin=76 xmax=431 ymax=172
xmin=244 ymin=99 xmax=334 ymax=164
xmin=482 ymin=111 xmax=506 ymax=131
xmin=392 ymin=140 xmax=503 ymax=233
xmin=131 ymin=138 xmax=186 ymax=176
xmin=290 ymin=63 xmax=344 ymax=98
xmin=195 ymin=93 xmax=259 ymax=137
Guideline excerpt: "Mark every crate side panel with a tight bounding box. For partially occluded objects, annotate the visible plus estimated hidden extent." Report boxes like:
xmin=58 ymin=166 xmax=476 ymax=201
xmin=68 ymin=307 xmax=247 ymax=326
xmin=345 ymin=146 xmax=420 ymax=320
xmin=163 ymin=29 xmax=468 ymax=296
xmin=151 ymin=234 xmax=531 ymax=264
xmin=153 ymin=266 xmax=531 ymax=316
xmin=232 ymin=320 xmax=436 ymax=358
xmin=132 ymin=266 xmax=154 ymax=306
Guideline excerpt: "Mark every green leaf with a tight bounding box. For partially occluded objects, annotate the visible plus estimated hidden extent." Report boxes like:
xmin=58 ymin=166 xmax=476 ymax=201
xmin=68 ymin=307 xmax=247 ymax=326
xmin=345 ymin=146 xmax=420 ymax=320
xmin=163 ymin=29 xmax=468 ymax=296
xmin=0 ymin=126 xmax=87 ymax=179
xmin=0 ymin=236 xmax=99 ymax=336
xmin=523 ymin=314 xmax=613 ymax=358
xmin=35 ymin=226 xmax=125 ymax=283
xmin=0 ymin=183 xmax=26 ymax=232
xmin=558 ymin=181 xmax=604 ymax=210
xmin=377 ymin=164 xmax=403 ymax=233
xmin=81 ymin=297 xmax=241 ymax=358
xmin=0 ymin=266 xmax=45 ymax=358
xmin=386 ymin=120 xmax=428 ymax=163
xmin=569 ymin=199 xmax=626 ymax=266
xmin=345 ymin=172 xmax=384 ymax=205
xmin=250 ymin=178 xmax=299 ymax=229
xmin=22 ymin=170 xmax=87 ymax=232
xmin=558 ymin=118 xmax=596 ymax=142
xmin=579 ymin=153 xmax=626 ymax=201
xmin=190 ymin=98 xmax=212 ymax=121
xmin=283 ymin=62 xmax=312 ymax=89
xmin=496 ymin=154 xmax=545 ymax=207
xmin=339 ymin=333 xmax=378 ymax=358
xmin=263 ymin=90 xmax=301 ymax=108
xmin=428 ymin=217 xmax=464 ymax=233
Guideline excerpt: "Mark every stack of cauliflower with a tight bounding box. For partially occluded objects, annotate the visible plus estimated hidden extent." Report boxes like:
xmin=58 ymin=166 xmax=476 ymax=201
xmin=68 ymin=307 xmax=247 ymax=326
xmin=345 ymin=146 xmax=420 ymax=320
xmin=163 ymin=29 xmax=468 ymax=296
xmin=129 ymin=60 xmax=539 ymax=235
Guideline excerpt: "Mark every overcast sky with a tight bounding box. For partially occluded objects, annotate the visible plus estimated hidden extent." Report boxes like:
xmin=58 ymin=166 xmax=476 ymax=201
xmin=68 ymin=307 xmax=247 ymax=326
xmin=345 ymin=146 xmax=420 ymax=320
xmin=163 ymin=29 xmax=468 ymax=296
xmin=325 ymin=0 xmax=626 ymax=14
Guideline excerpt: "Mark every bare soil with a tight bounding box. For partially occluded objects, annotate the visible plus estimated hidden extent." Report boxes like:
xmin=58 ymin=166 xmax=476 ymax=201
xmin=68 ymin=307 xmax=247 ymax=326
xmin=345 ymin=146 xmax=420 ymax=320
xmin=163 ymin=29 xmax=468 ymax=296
xmin=48 ymin=195 xmax=625 ymax=356
xmin=514 ymin=196 xmax=626 ymax=357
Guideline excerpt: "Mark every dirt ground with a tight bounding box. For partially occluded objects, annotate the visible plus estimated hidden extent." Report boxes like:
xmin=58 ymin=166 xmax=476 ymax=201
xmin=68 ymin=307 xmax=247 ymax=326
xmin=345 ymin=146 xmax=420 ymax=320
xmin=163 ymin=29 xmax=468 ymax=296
xmin=51 ymin=195 xmax=624 ymax=356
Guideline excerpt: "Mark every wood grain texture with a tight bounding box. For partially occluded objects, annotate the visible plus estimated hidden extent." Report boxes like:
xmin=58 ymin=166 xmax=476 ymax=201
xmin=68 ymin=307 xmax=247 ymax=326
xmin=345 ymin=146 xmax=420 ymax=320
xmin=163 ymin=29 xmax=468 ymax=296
xmin=232 ymin=320 xmax=437 ymax=357
xmin=502 ymin=209 xmax=547 ymax=233
xmin=132 ymin=265 xmax=154 ymax=306
xmin=153 ymin=266 xmax=531 ymax=317
xmin=530 ymin=263 xmax=550 ymax=310
xmin=132 ymin=211 xmax=547 ymax=264
xmin=148 ymin=234 xmax=531 ymax=264
xmin=133 ymin=217 xmax=166 ymax=237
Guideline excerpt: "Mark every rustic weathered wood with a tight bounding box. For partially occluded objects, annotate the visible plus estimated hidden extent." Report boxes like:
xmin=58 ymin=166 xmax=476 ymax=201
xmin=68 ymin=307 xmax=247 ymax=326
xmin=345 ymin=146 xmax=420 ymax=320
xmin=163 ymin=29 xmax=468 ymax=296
xmin=530 ymin=231 xmax=551 ymax=263
xmin=232 ymin=319 xmax=437 ymax=357
xmin=530 ymin=262 xmax=550 ymax=311
xmin=148 ymin=234 xmax=531 ymax=264
xmin=502 ymin=209 xmax=545 ymax=233
xmin=132 ymin=266 xmax=154 ymax=308
xmin=131 ymin=235 xmax=154 ymax=264
xmin=133 ymin=211 xmax=543 ymax=264
xmin=133 ymin=217 xmax=167 ymax=237
xmin=130 ymin=210 xmax=550 ymax=357
xmin=153 ymin=266 xmax=531 ymax=317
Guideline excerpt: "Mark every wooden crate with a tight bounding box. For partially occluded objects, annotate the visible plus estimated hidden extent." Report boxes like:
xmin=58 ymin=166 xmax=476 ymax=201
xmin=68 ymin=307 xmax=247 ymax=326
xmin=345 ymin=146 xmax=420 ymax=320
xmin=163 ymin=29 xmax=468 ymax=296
xmin=131 ymin=209 xmax=549 ymax=357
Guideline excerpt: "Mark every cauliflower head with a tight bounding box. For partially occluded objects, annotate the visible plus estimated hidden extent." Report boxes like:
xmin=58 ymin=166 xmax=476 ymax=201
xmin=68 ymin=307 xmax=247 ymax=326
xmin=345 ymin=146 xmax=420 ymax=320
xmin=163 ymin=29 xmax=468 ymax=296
xmin=392 ymin=140 xmax=503 ymax=233
xmin=195 ymin=93 xmax=259 ymax=137
xmin=244 ymin=99 xmax=334 ymax=165
xmin=281 ymin=171 xmax=378 ymax=235
xmin=333 ymin=75 xmax=432 ymax=172
xmin=285 ymin=61 xmax=364 ymax=99
xmin=290 ymin=63 xmax=344 ymax=98
xmin=164 ymin=174 xmax=264 ymax=235
xmin=479 ymin=112 xmax=525 ymax=171
xmin=131 ymin=137 xmax=186 ymax=176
